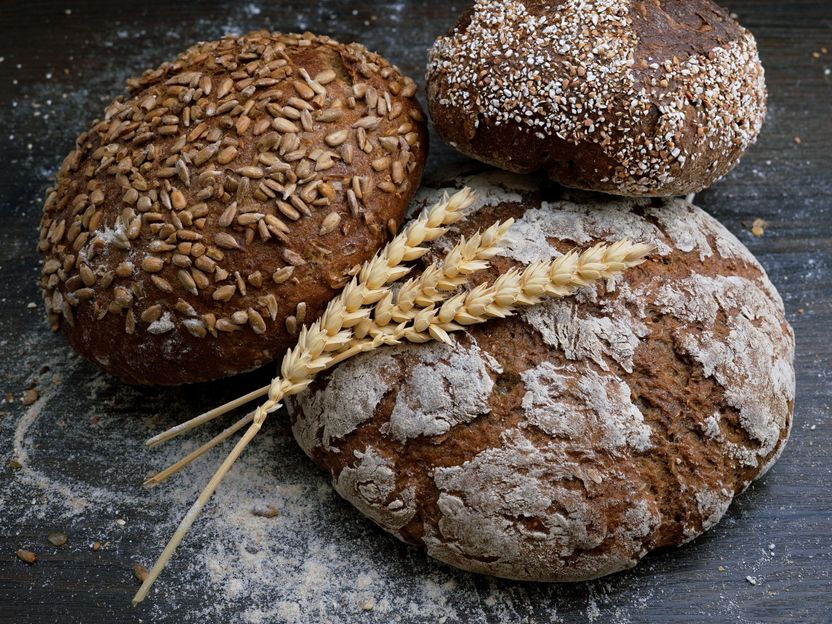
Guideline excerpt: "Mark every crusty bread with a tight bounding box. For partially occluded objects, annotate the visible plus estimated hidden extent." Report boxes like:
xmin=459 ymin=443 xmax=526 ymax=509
xmin=37 ymin=31 xmax=427 ymax=385
xmin=287 ymin=171 xmax=794 ymax=581
xmin=427 ymin=0 xmax=767 ymax=197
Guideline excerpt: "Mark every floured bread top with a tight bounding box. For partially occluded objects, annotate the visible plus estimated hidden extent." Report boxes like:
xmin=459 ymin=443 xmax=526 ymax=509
xmin=288 ymin=171 xmax=794 ymax=582
xmin=427 ymin=0 xmax=766 ymax=195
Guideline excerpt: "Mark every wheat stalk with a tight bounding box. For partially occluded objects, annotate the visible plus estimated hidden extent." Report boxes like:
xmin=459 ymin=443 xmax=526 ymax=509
xmin=143 ymin=233 xmax=514 ymax=485
xmin=133 ymin=200 xmax=653 ymax=605
xmin=396 ymin=240 xmax=653 ymax=344
xmin=142 ymin=222 xmax=513 ymax=489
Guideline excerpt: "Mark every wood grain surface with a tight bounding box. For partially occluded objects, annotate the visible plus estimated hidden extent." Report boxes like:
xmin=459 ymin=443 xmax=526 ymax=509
xmin=0 ymin=1 xmax=830 ymax=623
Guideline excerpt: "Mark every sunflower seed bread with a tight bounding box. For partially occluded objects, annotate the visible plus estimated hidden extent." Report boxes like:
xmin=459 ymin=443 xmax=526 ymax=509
xmin=287 ymin=171 xmax=794 ymax=581
xmin=37 ymin=31 xmax=427 ymax=385
xmin=427 ymin=0 xmax=767 ymax=197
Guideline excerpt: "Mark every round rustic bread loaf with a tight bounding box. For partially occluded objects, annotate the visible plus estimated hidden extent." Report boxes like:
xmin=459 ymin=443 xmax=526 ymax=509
xmin=427 ymin=0 xmax=767 ymax=197
xmin=287 ymin=171 xmax=794 ymax=581
xmin=37 ymin=31 xmax=427 ymax=385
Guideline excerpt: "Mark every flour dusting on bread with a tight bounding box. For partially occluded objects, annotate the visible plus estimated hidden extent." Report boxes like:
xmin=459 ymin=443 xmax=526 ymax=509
xmin=289 ymin=173 xmax=794 ymax=583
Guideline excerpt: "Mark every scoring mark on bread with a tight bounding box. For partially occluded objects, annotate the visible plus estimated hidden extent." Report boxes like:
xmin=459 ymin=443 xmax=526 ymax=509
xmin=332 ymin=447 xmax=418 ymax=531
xmin=381 ymin=338 xmax=497 ymax=443
xmin=652 ymin=273 xmax=795 ymax=459
xmin=520 ymin=361 xmax=652 ymax=453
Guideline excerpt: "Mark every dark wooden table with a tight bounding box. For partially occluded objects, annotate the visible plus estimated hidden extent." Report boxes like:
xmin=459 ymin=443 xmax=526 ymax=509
xmin=1 ymin=1 xmax=830 ymax=622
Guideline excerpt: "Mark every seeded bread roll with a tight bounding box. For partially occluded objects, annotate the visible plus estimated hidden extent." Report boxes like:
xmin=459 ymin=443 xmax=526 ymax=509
xmin=287 ymin=171 xmax=794 ymax=582
xmin=37 ymin=31 xmax=427 ymax=385
xmin=427 ymin=0 xmax=767 ymax=197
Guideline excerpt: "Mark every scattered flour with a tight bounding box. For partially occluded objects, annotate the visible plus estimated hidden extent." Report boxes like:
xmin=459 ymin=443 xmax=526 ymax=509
xmin=1 ymin=326 xmax=660 ymax=623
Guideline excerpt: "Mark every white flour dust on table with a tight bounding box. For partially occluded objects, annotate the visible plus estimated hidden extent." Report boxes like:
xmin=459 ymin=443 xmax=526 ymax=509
xmin=0 ymin=329 xmax=670 ymax=624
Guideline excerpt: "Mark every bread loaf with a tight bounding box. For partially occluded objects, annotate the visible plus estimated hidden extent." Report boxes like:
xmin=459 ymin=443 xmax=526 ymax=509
xmin=37 ymin=31 xmax=427 ymax=385
xmin=427 ymin=0 xmax=767 ymax=197
xmin=287 ymin=171 xmax=794 ymax=581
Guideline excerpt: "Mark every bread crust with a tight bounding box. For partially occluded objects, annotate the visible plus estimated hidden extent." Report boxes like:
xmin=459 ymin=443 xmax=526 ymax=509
xmin=37 ymin=31 xmax=427 ymax=385
xmin=427 ymin=0 xmax=767 ymax=197
xmin=288 ymin=172 xmax=794 ymax=582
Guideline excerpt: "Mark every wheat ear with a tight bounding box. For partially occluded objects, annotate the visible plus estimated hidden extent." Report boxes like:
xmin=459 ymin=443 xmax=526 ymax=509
xmin=143 ymin=188 xmax=476 ymax=449
xmin=133 ymin=188 xmax=477 ymax=605
xmin=391 ymin=240 xmax=654 ymax=345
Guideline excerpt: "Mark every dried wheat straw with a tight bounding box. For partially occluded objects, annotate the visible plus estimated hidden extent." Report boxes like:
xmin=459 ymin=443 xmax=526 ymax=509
xmin=142 ymin=222 xmax=514 ymax=486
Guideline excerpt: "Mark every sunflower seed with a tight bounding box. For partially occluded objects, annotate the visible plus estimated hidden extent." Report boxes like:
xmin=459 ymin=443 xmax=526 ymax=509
xmin=193 ymin=143 xmax=218 ymax=165
xmin=212 ymin=284 xmax=236 ymax=301
xmin=273 ymin=118 xmax=298 ymax=133
xmin=293 ymin=80 xmax=315 ymax=100
xmin=195 ymin=255 xmax=216 ymax=272
xmin=353 ymin=116 xmax=380 ymax=130
xmin=235 ymin=115 xmax=251 ymax=135
xmin=150 ymin=275 xmax=173 ymax=294
xmin=214 ymin=232 xmax=240 ymax=249
xmin=113 ymin=287 xmax=133 ymax=308
xmin=177 ymin=269 xmax=198 ymax=295
xmin=218 ymin=203 xmax=238 ymax=228
xmin=319 ymin=211 xmax=341 ymax=235
xmin=314 ymin=69 xmax=336 ymax=85
xmin=290 ymin=195 xmax=310 ymax=216
xmin=371 ymin=157 xmax=390 ymax=172
xmin=125 ymin=309 xmax=136 ymax=334
xmin=217 ymin=145 xmax=238 ymax=165
xmin=316 ymin=108 xmax=343 ymax=123
xmin=141 ymin=305 xmax=162 ymax=323
xmin=247 ymin=308 xmax=267 ymax=334
xmin=242 ymin=272 xmax=262 ymax=290
xmin=141 ymin=256 xmax=164 ymax=273
xmin=324 ymin=129 xmax=349 ymax=147
xmin=282 ymin=248 xmax=306 ymax=266
xmin=378 ymin=180 xmax=397 ymax=193
xmin=183 ymin=318 xmax=207 ymax=338
xmin=216 ymin=318 xmax=240 ymax=332
xmin=79 ymin=264 xmax=96 ymax=287
xmin=115 ymin=262 xmax=133 ymax=278
xmin=172 ymin=253 xmax=191 ymax=268
xmin=346 ymin=189 xmax=360 ymax=216
xmin=285 ymin=315 xmax=297 ymax=335
xmin=237 ymin=166 xmax=264 ymax=179
xmin=175 ymin=298 xmax=197 ymax=317
xmin=272 ymin=266 xmax=295 ymax=284
xmin=391 ymin=161 xmax=405 ymax=184
xmin=237 ymin=212 xmax=263 ymax=226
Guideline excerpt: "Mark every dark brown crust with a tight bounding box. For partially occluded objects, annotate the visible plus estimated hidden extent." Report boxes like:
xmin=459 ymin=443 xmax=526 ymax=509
xmin=288 ymin=183 xmax=794 ymax=581
xmin=426 ymin=0 xmax=767 ymax=197
xmin=37 ymin=31 xmax=428 ymax=385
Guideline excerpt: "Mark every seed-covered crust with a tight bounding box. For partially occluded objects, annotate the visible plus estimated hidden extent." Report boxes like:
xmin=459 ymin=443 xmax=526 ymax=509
xmin=288 ymin=172 xmax=794 ymax=582
xmin=427 ymin=0 xmax=767 ymax=197
xmin=37 ymin=31 xmax=428 ymax=385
